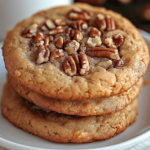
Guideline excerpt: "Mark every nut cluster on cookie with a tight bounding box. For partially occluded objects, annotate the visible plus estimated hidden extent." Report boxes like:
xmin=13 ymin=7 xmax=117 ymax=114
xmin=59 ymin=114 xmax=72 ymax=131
xmin=22 ymin=7 xmax=125 ymax=76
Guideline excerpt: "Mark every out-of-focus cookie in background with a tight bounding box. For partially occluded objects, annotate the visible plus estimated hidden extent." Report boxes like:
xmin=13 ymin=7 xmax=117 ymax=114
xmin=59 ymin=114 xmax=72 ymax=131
xmin=0 ymin=0 xmax=73 ymax=41
xmin=75 ymin=0 xmax=150 ymax=33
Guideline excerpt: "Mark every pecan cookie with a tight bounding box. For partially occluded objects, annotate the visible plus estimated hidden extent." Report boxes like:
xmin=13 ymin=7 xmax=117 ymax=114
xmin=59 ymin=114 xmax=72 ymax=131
xmin=2 ymin=3 xmax=149 ymax=100
xmin=1 ymin=83 xmax=137 ymax=143
xmin=8 ymin=74 xmax=142 ymax=116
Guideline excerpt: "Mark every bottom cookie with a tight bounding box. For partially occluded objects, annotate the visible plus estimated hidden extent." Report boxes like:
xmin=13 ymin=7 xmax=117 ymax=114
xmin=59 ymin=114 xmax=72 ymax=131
xmin=1 ymin=83 xmax=138 ymax=143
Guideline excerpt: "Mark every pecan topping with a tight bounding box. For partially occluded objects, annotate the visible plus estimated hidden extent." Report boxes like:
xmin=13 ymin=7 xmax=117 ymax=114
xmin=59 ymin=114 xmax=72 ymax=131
xmin=34 ymin=33 xmax=44 ymax=44
xmin=86 ymin=47 xmax=119 ymax=60
xmin=63 ymin=56 xmax=77 ymax=76
xmin=49 ymin=28 xmax=64 ymax=35
xmin=72 ymin=53 xmax=89 ymax=75
xmin=70 ymin=22 xmax=78 ymax=29
xmin=22 ymin=23 xmax=38 ymax=38
xmin=114 ymin=59 xmax=124 ymax=68
xmin=78 ymin=53 xmax=89 ymax=75
xmin=87 ymin=36 xmax=102 ymax=47
xmin=37 ymin=45 xmax=50 ymax=64
xmin=104 ymin=34 xmax=124 ymax=48
xmin=55 ymin=36 xmax=63 ymax=49
xmin=96 ymin=14 xmax=115 ymax=31
xmin=105 ymin=15 xmax=115 ymax=31
xmin=96 ymin=14 xmax=106 ymax=31
xmin=104 ymin=37 xmax=116 ymax=48
xmin=98 ymin=60 xmax=112 ymax=69
xmin=44 ymin=35 xmax=50 ymax=46
xmin=50 ymin=49 xmax=64 ymax=62
xmin=53 ymin=19 xmax=67 ymax=26
xmin=34 ymin=34 xmax=50 ymax=46
xmin=65 ymin=28 xmax=75 ymax=38
xmin=89 ymin=27 xmax=101 ymax=37
xmin=78 ymin=20 xmax=88 ymax=30
xmin=73 ymin=30 xmax=83 ymax=42
xmin=69 ymin=8 xmax=93 ymax=21
xmin=113 ymin=34 xmax=125 ymax=47
xmin=45 ymin=19 xmax=56 ymax=30
xmin=64 ymin=40 xmax=80 ymax=54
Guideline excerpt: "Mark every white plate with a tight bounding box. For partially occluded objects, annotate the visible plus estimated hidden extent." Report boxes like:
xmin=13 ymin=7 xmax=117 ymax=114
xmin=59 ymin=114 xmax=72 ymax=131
xmin=0 ymin=30 xmax=150 ymax=150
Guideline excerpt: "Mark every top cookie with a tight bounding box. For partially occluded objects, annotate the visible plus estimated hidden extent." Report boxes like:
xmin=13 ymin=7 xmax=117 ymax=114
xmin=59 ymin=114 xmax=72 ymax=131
xmin=2 ymin=3 xmax=149 ymax=100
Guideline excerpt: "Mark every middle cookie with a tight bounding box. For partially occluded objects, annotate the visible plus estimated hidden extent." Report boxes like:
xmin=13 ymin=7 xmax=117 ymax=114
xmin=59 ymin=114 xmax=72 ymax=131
xmin=8 ymin=74 xmax=142 ymax=116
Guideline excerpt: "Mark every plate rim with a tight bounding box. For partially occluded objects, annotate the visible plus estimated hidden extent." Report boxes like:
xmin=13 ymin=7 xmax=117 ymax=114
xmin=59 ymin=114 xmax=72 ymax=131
xmin=0 ymin=29 xmax=150 ymax=150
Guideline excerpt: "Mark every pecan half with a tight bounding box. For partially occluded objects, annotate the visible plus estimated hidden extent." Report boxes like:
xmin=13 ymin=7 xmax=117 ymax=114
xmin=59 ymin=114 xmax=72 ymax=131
xmin=87 ymin=36 xmax=102 ymax=47
xmin=113 ymin=34 xmax=125 ymax=47
xmin=22 ymin=23 xmax=38 ymax=38
xmin=73 ymin=30 xmax=83 ymax=42
xmin=50 ymin=49 xmax=64 ymax=62
xmin=53 ymin=19 xmax=67 ymax=26
xmin=49 ymin=28 xmax=64 ymax=35
xmin=37 ymin=45 xmax=50 ymax=64
xmin=105 ymin=15 xmax=115 ymax=31
xmin=45 ymin=19 xmax=56 ymax=30
xmin=96 ymin=14 xmax=106 ymax=31
xmin=86 ymin=47 xmax=119 ymax=60
xmin=64 ymin=40 xmax=80 ymax=54
xmin=55 ymin=36 xmax=63 ymax=48
xmin=63 ymin=56 xmax=77 ymax=76
xmin=78 ymin=53 xmax=89 ymax=75
xmin=89 ymin=27 xmax=101 ymax=37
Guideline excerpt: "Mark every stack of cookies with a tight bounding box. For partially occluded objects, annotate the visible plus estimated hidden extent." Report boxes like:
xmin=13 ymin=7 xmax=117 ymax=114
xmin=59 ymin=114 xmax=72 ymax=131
xmin=1 ymin=3 xmax=149 ymax=143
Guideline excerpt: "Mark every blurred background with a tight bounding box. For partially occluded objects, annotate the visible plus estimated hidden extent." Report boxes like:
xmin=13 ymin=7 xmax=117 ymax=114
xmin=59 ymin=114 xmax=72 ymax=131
xmin=0 ymin=0 xmax=150 ymax=41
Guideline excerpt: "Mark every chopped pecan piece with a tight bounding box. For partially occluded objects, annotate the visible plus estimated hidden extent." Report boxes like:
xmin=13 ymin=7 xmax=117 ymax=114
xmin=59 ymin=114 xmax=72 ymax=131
xmin=98 ymin=60 xmax=112 ymax=69
xmin=104 ymin=37 xmax=116 ymax=48
xmin=65 ymin=28 xmax=75 ymax=38
xmin=87 ymin=36 xmax=102 ymax=47
xmin=105 ymin=15 xmax=115 ymax=31
xmin=114 ymin=59 xmax=124 ymax=68
xmin=78 ymin=20 xmax=88 ymax=30
xmin=55 ymin=36 xmax=63 ymax=48
xmin=37 ymin=45 xmax=50 ymax=64
xmin=104 ymin=34 xmax=125 ymax=48
xmin=63 ymin=56 xmax=77 ymax=76
xmin=49 ymin=28 xmax=64 ymax=35
xmin=45 ymin=19 xmax=56 ymax=30
xmin=64 ymin=40 xmax=80 ymax=54
xmin=50 ymin=49 xmax=64 ymax=62
xmin=22 ymin=23 xmax=38 ymax=38
xmin=73 ymin=30 xmax=83 ymax=42
xmin=86 ymin=47 xmax=119 ymax=60
xmin=34 ymin=33 xmax=44 ymax=44
xmin=89 ymin=27 xmax=101 ymax=37
xmin=44 ymin=35 xmax=50 ymax=46
xmin=53 ymin=19 xmax=67 ymax=26
xmin=113 ymin=34 xmax=125 ymax=47
xmin=96 ymin=14 xmax=106 ymax=31
xmin=70 ymin=22 xmax=78 ymax=29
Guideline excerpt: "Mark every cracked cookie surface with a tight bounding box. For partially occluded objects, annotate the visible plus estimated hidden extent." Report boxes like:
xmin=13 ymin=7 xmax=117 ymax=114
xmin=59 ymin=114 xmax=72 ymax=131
xmin=2 ymin=3 xmax=149 ymax=100
xmin=8 ymin=74 xmax=142 ymax=116
xmin=1 ymin=83 xmax=137 ymax=143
